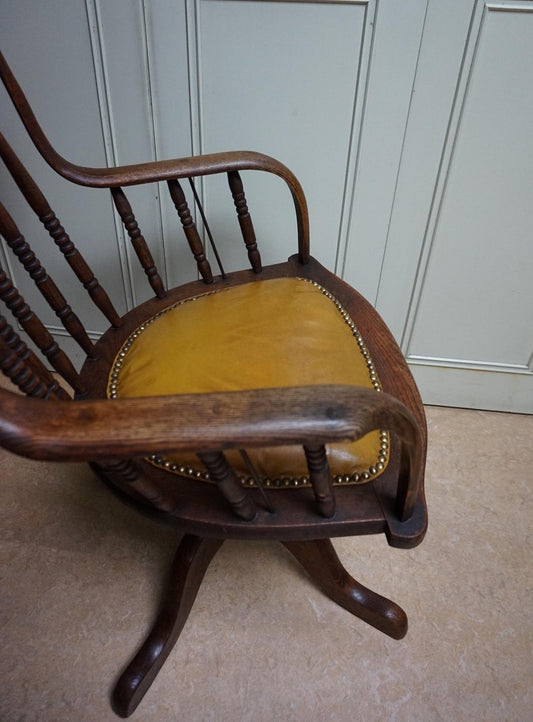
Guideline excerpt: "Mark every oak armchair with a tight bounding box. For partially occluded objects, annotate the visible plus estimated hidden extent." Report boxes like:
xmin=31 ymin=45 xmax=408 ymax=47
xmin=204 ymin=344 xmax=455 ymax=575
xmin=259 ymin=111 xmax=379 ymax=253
xmin=0 ymin=51 xmax=427 ymax=717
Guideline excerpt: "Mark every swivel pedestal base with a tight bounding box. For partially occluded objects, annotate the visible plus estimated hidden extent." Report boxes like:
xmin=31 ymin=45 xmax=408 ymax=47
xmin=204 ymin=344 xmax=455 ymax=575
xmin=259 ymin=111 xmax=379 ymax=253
xmin=111 ymin=534 xmax=407 ymax=718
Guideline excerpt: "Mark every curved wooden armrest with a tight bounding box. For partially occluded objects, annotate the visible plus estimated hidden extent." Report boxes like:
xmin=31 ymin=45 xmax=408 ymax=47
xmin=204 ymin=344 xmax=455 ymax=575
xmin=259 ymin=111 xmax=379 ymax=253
xmin=0 ymin=384 xmax=422 ymax=519
xmin=0 ymin=51 xmax=309 ymax=263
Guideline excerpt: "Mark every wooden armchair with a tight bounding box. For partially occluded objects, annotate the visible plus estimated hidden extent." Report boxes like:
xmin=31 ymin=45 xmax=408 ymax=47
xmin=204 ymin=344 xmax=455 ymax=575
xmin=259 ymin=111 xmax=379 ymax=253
xmin=0 ymin=52 xmax=427 ymax=717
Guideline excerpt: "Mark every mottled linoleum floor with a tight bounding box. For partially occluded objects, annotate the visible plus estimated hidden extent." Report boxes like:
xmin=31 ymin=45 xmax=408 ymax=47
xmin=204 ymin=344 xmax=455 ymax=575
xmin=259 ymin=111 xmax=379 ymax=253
xmin=1 ymin=405 xmax=532 ymax=721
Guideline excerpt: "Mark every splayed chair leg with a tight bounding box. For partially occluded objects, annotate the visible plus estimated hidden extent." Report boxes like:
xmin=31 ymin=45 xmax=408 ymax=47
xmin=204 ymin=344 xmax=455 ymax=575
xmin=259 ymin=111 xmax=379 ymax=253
xmin=282 ymin=538 xmax=408 ymax=640
xmin=111 ymin=534 xmax=224 ymax=718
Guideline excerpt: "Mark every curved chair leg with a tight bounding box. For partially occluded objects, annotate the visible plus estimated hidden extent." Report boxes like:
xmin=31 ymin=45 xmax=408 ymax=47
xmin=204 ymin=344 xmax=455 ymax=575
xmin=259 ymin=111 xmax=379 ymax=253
xmin=282 ymin=539 xmax=408 ymax=640
xmin=111 ymin=534 xmax=224 ymax=718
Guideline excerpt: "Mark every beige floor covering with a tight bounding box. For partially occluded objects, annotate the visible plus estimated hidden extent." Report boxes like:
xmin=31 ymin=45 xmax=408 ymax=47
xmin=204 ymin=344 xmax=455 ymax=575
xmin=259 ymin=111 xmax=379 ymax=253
xmin=1 ymin=405 xmax=532 ymax=721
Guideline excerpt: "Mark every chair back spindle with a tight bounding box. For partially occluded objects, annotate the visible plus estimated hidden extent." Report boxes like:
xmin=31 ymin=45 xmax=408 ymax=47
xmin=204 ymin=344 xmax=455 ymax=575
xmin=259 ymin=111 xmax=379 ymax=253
xmin=0 ymin=202 xmax=97 ymax=361
xmin=42 ymin=208 xmax=122 ymax=328
xmin=110 ymin=187 xmax=167 ymax=299
xmin=187 ymin=178 xmax=226 ymax=278
xmin=0 ymin=260 xmax=84 ymax=395
xmin=0 ymin=132 xmax=121 ymax=328
xmin=167 ymin=179 xmax=213 ymax=283
xmin=227 ymin=170 xmax=262 ymax=273
xmin=0 ymin=317 xmax=68 ymax=399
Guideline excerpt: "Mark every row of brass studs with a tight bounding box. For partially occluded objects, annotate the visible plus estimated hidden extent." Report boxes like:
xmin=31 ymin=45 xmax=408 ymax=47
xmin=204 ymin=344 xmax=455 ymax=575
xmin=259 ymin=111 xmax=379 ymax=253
xmin=302 ymin=278 xmax=382 ymax=391
xmin=107 ymin=290 xmax=218 ymax=399
xmin=108 ymin=278 xmax=389 ymax=486
xmin=146 ymin=428 xmax=389 ymax=488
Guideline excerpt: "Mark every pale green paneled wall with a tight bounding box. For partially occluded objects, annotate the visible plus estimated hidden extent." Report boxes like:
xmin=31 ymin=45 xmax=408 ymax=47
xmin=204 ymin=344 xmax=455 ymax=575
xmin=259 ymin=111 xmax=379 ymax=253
xmin=1 ymin=0 xmax=532 ymax=411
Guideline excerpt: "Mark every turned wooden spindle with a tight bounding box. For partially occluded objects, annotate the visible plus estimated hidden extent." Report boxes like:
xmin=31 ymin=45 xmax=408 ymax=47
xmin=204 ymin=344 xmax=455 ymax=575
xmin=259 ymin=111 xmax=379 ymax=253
xmin=111 ymin=187 xmax=166 ymax=298
xmin=0 ymin=263 xmax=84 ymax=394
xmin=197 ymin=450 xmax=257 ymax=521
xmin=303 ymin=443 xmax=336 ymax=518
xmin=42 ymin=209 xmax=122 ymax=326
xmin=167 ymin=179 xmax=213 ymax=283
xmin=0 ymin=311 xmax=29 ymax=360
xmin=0 ymin=202 xmax=97 ymax=358
xmin=0 ymin=132 xmax=121 ymax=327
xmin=187 ymin=177 xmax=226 ymax=278
xmin=227 ymin=170 xmax=262 ymax=272
xmin=94 ymin=458 xmax=176 ymax=514
xmin=0 ymin=319 xmax=68 ymax=399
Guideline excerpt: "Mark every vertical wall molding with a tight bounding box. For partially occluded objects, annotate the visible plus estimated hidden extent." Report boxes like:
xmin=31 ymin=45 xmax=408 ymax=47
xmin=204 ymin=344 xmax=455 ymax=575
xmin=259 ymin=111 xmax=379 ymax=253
xmin=340 ymin=0 xmax=432 ymax=304
xmin=401 ymin=0 xmax=487 ymax=353
xmin=0 ymin=240 xmax=14 ymax=291
xmin=184 ymin=0 xmax=209 ymax=251
xmin=139 ymin=0 xmax=168 ymax=287
xmin=373 ymin=0 xmax=430 ymax=302
xmin=84 ymin=0 xmax=136 ymax=309
xmin=399 ymin=0 xmax=533 ymax=410
xmin=186 ymin=0 xmax=204 ymax=158
xmin=334 ymin=0 xmax=375 ymax=276
xmin=403 ymin=0 xmax=533 ymax=364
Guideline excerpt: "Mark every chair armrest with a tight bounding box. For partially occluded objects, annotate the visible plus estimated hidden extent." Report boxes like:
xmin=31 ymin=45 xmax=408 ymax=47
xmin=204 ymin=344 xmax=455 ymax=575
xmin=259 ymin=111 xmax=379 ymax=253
xmin=0 ymin=385 xmax=419 ymax=452
xmin=0 ymin=384 xmax=422 ymax=517
xmin=0 ymin=384 xmax=417 ymax=458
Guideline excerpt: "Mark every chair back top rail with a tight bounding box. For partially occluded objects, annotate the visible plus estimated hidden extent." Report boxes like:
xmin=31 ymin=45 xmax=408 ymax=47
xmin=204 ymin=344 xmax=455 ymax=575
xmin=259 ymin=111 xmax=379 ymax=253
xmin=0 ymin=51 xmax=310 ymax=264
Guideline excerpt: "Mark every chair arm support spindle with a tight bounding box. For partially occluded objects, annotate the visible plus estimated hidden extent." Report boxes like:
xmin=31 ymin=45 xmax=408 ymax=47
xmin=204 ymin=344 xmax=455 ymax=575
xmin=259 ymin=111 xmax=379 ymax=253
xmin=303 ymin=444 xmax=336 ymax=518
xmin=197 ymin=451 xmax=256 ymax=521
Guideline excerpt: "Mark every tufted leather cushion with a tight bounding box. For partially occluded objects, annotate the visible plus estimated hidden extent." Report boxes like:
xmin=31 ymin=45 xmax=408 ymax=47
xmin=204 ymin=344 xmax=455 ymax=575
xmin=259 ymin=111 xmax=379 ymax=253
xmin=107 ymin=278 xmax=389 ymax=487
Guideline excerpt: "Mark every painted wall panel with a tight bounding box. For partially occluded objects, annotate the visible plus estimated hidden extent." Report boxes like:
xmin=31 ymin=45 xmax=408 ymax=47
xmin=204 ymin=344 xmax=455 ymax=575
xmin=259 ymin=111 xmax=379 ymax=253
xmin=340 ymin=0 xmax=429 ymax=302
xmin=375 ymin=0 xmax=477 ymax=338
xmin=197 ymin=0 xmax=372 ymax=272
xmin=407 ymin=4 xmax=533 ymax=363
xmin=88 ymin=0 xmax=198 ymax=300
xmin=1 ymin=0 xmax=531 ymax=409
xmin=399 ymin=1 xmax=533 ymax=410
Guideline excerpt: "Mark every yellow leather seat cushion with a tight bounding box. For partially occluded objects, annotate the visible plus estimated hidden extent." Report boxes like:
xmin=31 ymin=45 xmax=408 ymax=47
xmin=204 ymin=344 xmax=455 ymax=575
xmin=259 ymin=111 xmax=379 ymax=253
xmin=107 ymin=277 xmax=388 ymax=487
